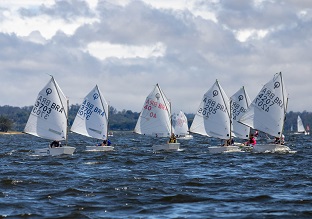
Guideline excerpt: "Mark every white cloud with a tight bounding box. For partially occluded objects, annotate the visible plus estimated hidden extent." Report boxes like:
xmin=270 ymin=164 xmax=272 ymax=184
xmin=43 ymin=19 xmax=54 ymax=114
xmin=0 ymin=0 xmax=99 ymax=39
xmin=235 ymin=29 xmax=268 ymax=42
xmin=86 ymin=42 xmax=166 ymax=59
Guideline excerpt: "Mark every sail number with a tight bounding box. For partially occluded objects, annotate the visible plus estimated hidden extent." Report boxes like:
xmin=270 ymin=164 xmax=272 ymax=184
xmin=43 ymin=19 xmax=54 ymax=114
xmin=143 ymin=98 xmax=168 ymax=119
xmin=32 ymin=96 xmax=64 ymax=119
xmin=197 ymin=97 xmax=226 ymax=118
xmin=144 ymin=104 xmax=157 ymax=118
xmin=231 ymin=101 xmax=247 ymax=120
xmin=254 ymin=87 xmax=284 ymax=112
xmin=77 ymin=99 xmax=105 ymax=120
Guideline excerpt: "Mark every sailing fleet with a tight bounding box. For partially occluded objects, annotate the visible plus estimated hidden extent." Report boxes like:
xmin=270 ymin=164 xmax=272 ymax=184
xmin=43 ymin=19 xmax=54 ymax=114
xmin=24 ymin=72 xmax=305 ymax=156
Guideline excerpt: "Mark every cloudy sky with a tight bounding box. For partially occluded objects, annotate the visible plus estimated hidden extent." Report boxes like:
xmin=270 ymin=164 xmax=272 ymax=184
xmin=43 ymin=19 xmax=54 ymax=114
xmin=0 ymin=0 xmax=311 ymax=113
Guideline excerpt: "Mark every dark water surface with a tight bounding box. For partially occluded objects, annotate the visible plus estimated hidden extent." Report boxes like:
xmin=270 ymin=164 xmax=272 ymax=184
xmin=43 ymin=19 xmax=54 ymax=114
xmin=0 ymin=132 xmax=311 ymax=218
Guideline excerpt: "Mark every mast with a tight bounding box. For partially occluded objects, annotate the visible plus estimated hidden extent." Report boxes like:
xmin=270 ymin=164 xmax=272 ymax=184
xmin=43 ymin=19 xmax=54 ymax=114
xmin=107 ymin=104 xmax=110 ymax=140
xmin=156 ymin=83 xmax=171 ymax=136
xmin=170 ymin=101 xmax=173 ymax=136
xmin=66 ymin=98 xmax=69 ymax=146
xmin=229 ymin=99 xmax=233 ymax=141
xmin=242 ymin=86 xmax=249 ymax=111
xmin=279 ymin=72 xmax=287 ymax=140
xmin=216 ymin=80 xmax=231 ymax=140
xmin=51 ymin=75 xmax=68 ymax=144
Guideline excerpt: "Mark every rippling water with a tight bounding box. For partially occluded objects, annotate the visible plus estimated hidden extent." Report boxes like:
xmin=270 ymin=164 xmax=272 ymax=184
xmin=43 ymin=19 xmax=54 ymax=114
xmin=0 ymin=132 xmax=311 ymax=218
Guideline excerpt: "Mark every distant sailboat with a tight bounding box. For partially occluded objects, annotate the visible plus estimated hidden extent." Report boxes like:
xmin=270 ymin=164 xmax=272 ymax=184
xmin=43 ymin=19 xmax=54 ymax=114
xmin=295 ymin=115 xmax=308 ymax=135
xmin=134 ymin=84 xmax=180 ymax=151
xmin=172 ymin=111 xmax=193 ymax=140
xmin=24 ymin=76 xmax=75 ymax=156
xmin=70 ymin=85 xmax=114 ymax=151
xmin=239 ymin=72 xmax=294 ymax=153
xmin=190 ymin=80 xmax=241 ymax=153
xmin=306 ymin=125 xmax=310 ymax=135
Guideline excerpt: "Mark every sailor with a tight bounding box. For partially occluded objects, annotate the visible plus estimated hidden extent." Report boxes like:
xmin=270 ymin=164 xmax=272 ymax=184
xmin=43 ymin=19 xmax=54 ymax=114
xmin=101 ymin=140 xmax=107 ymax=146
xmin=50 ymin=140 xmax=60 ymax=148
xmin=107 ymin=139 xmax=112 ymax=146
xmin=246 ymin=134 xmax=256 ymax=146
xmin=169 ymin=133 xmax=177 ymax=143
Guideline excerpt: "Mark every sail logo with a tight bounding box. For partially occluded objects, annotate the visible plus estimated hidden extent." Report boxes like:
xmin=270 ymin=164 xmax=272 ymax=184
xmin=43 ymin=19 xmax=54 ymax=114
xmin=46 ymin=88 xmax=52 ymax=96
xmin=274 ymin=82 xmax=280 ymax=89
xmin=238 ymin=95 xmax=244 ymax=101
xmin=212 ymin=90 xmax=218 ymax=97
xmin=93 ymin=93 xmax=99 ymax=100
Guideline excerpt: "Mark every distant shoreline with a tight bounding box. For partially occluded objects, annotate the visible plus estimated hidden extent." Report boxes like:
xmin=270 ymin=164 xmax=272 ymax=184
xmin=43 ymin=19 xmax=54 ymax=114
xmin=0 ymin=131 xmax=24 ymax=135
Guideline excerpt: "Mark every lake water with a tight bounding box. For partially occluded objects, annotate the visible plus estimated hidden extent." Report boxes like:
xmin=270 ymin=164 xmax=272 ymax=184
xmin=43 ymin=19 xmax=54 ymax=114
xmin=0 ymin=132 xmax=311 ymax=218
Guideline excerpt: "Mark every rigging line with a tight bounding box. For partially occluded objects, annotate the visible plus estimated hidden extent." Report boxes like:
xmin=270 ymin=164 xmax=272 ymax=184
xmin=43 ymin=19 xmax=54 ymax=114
xmin=279 ymin=72 xmax=288 ymax=139
xmin=96 ymin=85 xmax=109 ymax=139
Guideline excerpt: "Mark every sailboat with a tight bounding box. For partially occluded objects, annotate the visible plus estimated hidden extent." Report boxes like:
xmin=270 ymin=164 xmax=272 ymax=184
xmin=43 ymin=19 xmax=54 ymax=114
xmin=189 ymin=80 xmax=241 ymax=154
xmin=295 ymin=115 xmax=308 ymax=135
xmin=230 ymin=86 xmax=251 ymax=140
xmin=172 ymin=111 xmax=193 ymax=140
xmin=24 ymin=76 xmax=76 ymax=156
xmin=239 ymin=72 xmax=294 ymax=153
xmin=306 ymin=125 xmax=310 ymax=135
xmin=70 ymin=85 xmax=114 ymax=151
xmin=134 ymin=84 xmax=180 ymax=151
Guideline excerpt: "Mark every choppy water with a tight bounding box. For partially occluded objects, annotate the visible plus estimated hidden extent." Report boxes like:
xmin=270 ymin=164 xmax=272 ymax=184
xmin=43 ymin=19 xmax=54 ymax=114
xmin=0 ymin=132 xmax=311 ymax=219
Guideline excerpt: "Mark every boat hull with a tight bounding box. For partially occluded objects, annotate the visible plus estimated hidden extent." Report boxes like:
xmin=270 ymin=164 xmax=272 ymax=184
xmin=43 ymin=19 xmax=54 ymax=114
xmin=86 ymin=146 xmax=114 ymax=151
xmin=176 ymin=135 xmax=193 ymax=140
xmin=34 ymin=146 xmax=76 ymax=156
xmin=152 ymin=143 xmax=180 ymax=151
xmin=208 ymin=146 xmax=242 ymax=154
xmin=252 ymin=144 xmax=294 ymax=153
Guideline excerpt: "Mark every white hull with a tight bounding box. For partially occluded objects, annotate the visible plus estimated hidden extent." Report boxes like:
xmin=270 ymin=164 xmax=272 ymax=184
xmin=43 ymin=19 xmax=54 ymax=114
xmin=34 ymin=146 xmax=76 ymax=156
xmin=293 ymin=131 xmax=309 ymax=135
xmin=86 ymin=145 xmax=114 ymax=151
xmin=152 ymin=143 xmax=180 ymax=151
xmin=176 ymin=135 xmax=193 ymax=140
xmin=208 ymin=146 xmax=242 ymax=154
xmin=252 ymin=144 xmax=295 ymax=153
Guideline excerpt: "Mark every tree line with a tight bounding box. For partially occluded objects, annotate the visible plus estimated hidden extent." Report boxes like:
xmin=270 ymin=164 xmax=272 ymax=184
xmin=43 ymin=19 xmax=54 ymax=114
xmin=0 ymin=105 xmax=311 ymax=133
xmin=0 ymin=104 xmax=140 ymax=132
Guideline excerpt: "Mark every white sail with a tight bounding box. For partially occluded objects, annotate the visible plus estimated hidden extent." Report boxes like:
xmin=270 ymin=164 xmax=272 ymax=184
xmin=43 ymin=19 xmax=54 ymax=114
xmin=134 ymin=84 xmax=171 ymax=137
xmin=230 ymin=87 xmax=251 ymax=139
xmin=297 ymin=115 xmax=306 ymax=133
xmin=24 ymin=77 xmax=68 ymax=141
xmin=172 ymin=111 xmax=189 ymax=136
xmin=239 ymin=72 xmax=288 ymax=138
xmin=190 ymin=80 xmax=231 ymax=139
xmin=71 ymin=85 xmax=109 ymax=140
